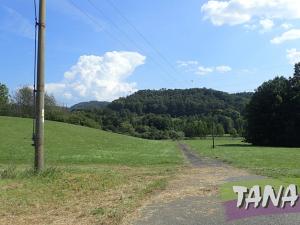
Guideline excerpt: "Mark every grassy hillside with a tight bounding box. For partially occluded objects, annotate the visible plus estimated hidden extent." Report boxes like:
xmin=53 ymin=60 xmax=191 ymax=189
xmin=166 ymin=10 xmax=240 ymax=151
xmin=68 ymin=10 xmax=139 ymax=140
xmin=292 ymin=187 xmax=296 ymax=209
xmin=0 ymin=116 xmax=183 ymax=225
xmin=186 ymin=138 xmax=300 ymax=178
xmin=0 ymin=116 xmax=182 ymax=166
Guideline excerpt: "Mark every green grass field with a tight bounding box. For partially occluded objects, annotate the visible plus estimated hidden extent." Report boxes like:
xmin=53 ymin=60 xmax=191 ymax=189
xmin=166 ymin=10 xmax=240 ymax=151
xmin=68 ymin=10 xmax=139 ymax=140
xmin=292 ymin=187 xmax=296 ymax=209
xmin=0 ymin=116 xmax=182 ymax=166
xmin=2 ymin=116 xmax=299 ymax=224
xmin=0 ymin=116 xmax=183 ymax=225
xmin=185 ymin=138 xmax=300 ymax=178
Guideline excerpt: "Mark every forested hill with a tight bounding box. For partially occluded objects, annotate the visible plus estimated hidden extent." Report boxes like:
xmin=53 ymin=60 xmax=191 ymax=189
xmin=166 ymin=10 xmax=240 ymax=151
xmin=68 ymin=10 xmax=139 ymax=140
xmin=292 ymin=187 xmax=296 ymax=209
xmin=0 ymin=84 xmax=253 ymax=140
xmin=108 ymin=88 xmax=252 ymax=117
xmin=70 ymin=101 xmax=110 ymax=111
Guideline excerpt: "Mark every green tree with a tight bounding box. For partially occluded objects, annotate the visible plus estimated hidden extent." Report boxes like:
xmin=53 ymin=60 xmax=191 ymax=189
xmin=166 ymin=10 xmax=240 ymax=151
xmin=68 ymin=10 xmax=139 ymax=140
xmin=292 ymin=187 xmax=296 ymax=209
xmin=119 ymin=121 xmax=135 ymax=135
xmin=45 ymin=93 xmax=56 ymax=109
xmin=294 ymin=62 xmax=300 ymax=78
xmin=246 ymin=77 xmax=289 ymax=146
xmin=216 ymin=123 xmax=225 ymax=136
xmin=13 ymin=86 xmax=34 ymax=117
xmin=11 ymin=86 xmax=58 ymax=118
xmin=245 ymin=66 xmax=300 ymax=147
xmin=229 ymin=128 xmax=238 ymax=138
xmin=0 ymin=83 xmax=9 ymax=106
xmin=287 ymin=63 xmax=300 ymax=146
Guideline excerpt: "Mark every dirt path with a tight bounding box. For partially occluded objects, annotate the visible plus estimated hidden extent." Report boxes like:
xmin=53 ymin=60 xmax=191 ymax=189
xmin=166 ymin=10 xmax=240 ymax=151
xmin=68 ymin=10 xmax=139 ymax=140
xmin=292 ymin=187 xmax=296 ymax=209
xmin=123 ymin=143 xmax=300 ymax=225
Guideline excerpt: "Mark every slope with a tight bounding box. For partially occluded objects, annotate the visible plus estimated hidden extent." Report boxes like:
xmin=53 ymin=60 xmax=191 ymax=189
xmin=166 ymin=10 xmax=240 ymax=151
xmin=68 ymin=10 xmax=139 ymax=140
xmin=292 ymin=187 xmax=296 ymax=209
xmin=0 ymin=116 xmax=182 ymax=166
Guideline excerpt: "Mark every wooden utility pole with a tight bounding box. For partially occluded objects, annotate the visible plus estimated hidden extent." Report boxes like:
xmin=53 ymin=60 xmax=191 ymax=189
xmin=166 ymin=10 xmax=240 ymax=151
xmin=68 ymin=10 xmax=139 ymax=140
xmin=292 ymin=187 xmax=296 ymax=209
xmin=34 ymin=0 xmax=46 ymax=172
xmin=212 ymin=120 xmax=215 ymax=149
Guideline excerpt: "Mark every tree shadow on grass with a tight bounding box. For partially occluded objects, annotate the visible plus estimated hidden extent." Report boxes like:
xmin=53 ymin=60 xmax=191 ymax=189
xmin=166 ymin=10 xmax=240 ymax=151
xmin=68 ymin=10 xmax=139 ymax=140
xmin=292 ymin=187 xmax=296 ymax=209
xmin=218 ymin=144 xmax=300 ymax=149
xmin=217 ymin=144 xmax=253 ymax=148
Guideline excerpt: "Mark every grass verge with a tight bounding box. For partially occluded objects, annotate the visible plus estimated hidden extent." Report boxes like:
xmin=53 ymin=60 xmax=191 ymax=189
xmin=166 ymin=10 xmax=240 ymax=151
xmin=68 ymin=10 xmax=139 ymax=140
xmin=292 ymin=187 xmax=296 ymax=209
xmin=185 ymin=137 xmax=300 ymax=178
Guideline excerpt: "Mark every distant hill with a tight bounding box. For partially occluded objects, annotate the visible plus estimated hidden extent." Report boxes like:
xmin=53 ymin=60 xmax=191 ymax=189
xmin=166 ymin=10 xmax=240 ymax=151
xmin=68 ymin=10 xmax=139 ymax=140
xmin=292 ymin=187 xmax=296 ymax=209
xmin=55 ymin=88 xmax=253 ymax=140
xmin=70 ymin=101 xmax=110 ymax=111
xmin=108 ymin=88 xmax=253 ymax=117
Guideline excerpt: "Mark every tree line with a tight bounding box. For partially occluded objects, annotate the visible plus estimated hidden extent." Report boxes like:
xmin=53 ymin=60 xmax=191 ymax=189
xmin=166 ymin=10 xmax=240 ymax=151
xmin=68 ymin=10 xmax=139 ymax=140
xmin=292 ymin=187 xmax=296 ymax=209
xmin=0 ymin=86 xmax=100 ymax=129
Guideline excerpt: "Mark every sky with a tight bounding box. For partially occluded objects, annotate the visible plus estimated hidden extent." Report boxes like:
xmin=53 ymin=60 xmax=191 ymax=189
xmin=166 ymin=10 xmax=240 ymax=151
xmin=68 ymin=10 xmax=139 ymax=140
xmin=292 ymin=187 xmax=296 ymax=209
xmin=1 ymin=0 xmax=300 ymax=105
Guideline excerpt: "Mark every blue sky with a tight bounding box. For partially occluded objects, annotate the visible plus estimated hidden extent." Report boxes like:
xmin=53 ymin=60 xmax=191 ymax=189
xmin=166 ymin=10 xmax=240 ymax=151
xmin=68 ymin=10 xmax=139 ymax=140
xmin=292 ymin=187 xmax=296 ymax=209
xmin=1 ymin=0 xmax=300 ymax=105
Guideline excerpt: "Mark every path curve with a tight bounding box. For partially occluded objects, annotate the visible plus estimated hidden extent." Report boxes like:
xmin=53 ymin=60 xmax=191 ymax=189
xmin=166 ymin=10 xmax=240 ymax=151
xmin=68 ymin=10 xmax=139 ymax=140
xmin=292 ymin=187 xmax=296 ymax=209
xmin=124 ymin=143 xmax=300 ymax=225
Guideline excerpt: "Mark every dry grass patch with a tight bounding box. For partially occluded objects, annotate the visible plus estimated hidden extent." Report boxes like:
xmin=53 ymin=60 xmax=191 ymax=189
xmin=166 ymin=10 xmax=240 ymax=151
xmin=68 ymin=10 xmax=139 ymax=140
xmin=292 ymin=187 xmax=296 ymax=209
xmin=0 ymin=165 xmax=178 ymax=225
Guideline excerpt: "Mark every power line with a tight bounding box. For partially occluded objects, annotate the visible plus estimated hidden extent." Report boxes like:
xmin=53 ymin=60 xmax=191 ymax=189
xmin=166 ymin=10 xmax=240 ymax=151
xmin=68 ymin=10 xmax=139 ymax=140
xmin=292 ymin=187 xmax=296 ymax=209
xmin=32 ymin=0 xmax=38 ymax=143
xmin=85 ymin=0 xmax=180 ymax=85
xmin=34 ymin=0 xmax=38 ymax=22
xmin=68 ymin=0 xmax=131 ymax=50
xmin=87 ymin=0 xmax=143 ymax=49
xmin=68 ymin=0 xmax=177 ymax=85
xmin=105 ymin=0 xmax=183 ymax=77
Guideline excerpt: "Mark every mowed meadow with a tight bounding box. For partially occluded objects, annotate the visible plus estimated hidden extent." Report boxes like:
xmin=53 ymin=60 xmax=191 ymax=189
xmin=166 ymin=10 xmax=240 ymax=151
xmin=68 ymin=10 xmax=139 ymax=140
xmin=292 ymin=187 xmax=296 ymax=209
xmin=186 ymin=138 xmax=300 ymax=179
xmin=0 ymin=116 xmax=183 ymax=225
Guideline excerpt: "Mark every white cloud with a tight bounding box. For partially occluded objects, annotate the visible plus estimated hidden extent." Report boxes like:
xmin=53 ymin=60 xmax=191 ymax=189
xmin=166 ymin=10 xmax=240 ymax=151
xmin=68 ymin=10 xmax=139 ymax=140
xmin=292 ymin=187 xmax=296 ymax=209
xmin=177 ymin=60 xmax=232 ymax=75
xmin=176 ymin=60 xmax=198 ymax=67
xmin=216 ymin=65 xmax=232 ymax=73
xmin=201 ymin=0 xmax=251 ymax=26
xmin=196 ymin=66 xmax=214 ymax=75
xmin=286 ymin=48 xmax=300 ymax=65
xmin=46 ymin=83 xmax=66 ymax=93
xmin=259 ymin=19 xmax=274 ymax=31
xmin=0 ymin=6 xmax=34 ymax=39
xmin=46 ymin=51 xmax=146 ymax=102
xmin=201 ymin=0 xmax=300 ymax=27
xmin=281 ymin=23 xmax=293 ymax=30
xmin=271 ymin=29 xmax=300 ymax=44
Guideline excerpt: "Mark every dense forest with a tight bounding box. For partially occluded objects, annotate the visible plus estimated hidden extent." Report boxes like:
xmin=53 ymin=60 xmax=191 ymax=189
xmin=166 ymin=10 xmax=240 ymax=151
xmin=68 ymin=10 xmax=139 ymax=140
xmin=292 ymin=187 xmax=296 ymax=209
xmin=109 ymin=89 xmax=251 ymax=117
xmin=100 ymin=88 xmax=252 ymax=139
xmin=70 ymin=101 xmax=110 ymax=111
